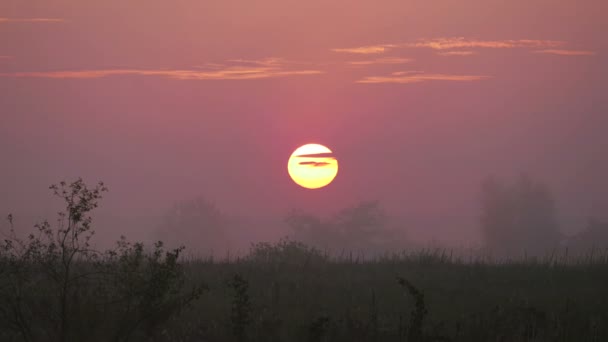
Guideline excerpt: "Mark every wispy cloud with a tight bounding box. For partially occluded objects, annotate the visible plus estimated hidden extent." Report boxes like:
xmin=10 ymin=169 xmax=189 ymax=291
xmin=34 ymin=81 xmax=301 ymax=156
xmin=533 ymin=49 xmax=596 ymax=56
xmin=347 ymin=57 xmax=412 ymax=66
xmin=1 ymin=66 xmax=323 ymax=80
xmin=332 ymin=38 xmax=566 ymax=56
xmin=331 ymin=44 xmax=396 ymax=54
xmin=226 ymin=57 xmax=287 ymax=66
xmin=437 ymin=51 xmax=477 ymax=56
xmin=0 ymin=58 xmax=323 ymax=80
xmin=357 ymin=71 xmax=489 ymax=84
xmin=0 ymin=18 xmax=64 ymax=23
xmin=0 ymin=55 xmax=14 ymax=59
xmin=409 ymin=37 xmax=564 ymax=50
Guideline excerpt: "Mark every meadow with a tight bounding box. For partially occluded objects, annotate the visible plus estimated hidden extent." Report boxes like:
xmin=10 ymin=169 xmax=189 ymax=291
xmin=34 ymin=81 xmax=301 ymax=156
xmin=2 ymin=180 xmax=607 ymax=341
xmin=165 ymin=245 xmax=608 ymax=342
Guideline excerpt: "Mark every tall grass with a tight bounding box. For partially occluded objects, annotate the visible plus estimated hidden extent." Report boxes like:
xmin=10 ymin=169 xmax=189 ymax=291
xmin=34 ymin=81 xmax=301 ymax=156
xmin=148 ymin=244 xmax=608 ymax=342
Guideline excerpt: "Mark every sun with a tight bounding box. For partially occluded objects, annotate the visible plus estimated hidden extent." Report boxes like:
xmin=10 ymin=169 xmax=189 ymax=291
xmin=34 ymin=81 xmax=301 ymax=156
xmin=287 ymin=143 xmax=338 ymax=189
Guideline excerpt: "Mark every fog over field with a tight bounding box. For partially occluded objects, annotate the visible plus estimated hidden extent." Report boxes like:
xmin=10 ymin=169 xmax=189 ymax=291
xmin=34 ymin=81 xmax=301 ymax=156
xmin=2 ymin=2 xmax=608 ymax=341
xmin=1 ymin=0 xmax=607 ymax=256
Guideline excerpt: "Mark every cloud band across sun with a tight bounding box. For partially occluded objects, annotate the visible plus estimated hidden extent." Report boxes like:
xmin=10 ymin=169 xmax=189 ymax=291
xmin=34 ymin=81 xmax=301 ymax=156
xmin=298 ymin=161 xmax=332 ymax=167
xmin=288 ymin=144 xmax=338 ymax=189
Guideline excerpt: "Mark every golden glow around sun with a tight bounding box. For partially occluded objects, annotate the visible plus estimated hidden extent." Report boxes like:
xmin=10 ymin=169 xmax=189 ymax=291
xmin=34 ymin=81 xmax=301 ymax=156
xmin=287 ymin=143 xmax=338 ymax=189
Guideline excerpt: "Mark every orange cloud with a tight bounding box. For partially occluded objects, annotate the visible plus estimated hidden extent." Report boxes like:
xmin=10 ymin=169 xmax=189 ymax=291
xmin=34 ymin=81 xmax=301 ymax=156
xmin=437 ymin=51 xmax=477 ymax=56
xmin=357 ymin=71 xmax=489 ymax=84
xmin=226 ymin=57 xmax=287 ymax=66
xmin=0 ymin=57 xmax=324 ymax=80
xmin=409 ymin=37 xmax=564 ymax=50
xmin=347 ymin=57 xmax=412 ymax=66
xmin=0 ymin=18 xmax=64 ymax=23
xmin=333 ymin=38 xmax=566 ymax=55
xmin=533 ymin=49 xmax=596 ymax=56
xmin=331 ymin=44 xmax=396 ymax=54
xmin=1 ymin=66 xmax=322 ymax=80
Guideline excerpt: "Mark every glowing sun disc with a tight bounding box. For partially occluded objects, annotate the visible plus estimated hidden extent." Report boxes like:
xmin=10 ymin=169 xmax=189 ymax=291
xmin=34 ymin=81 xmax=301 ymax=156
xmin=287 ymin=143 xmax=338 ymax=189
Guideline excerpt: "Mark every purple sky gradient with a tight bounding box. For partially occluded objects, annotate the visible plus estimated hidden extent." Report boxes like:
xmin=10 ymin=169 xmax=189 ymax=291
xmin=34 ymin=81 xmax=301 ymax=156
xmin=1 ymin=0 xmax=607 ymax=246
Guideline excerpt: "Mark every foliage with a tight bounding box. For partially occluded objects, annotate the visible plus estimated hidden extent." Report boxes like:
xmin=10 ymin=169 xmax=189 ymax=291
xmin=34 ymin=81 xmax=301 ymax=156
xmin=228 ymin=274 xmax=252 ymax=342
xmin=396 ymin=277 xmax=428 ymax=342
xmin=0 ymin=179 xmax=206 ymax=342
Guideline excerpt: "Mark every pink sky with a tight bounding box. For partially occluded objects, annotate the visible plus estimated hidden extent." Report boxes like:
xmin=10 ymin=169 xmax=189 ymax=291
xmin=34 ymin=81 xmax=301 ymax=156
xmin=1 ymin=0 xmax=607 ymax=244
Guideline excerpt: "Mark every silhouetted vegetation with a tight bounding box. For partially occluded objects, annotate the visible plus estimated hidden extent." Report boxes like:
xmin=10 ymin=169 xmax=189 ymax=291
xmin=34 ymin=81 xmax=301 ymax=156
xmin=166 ymin=245 xmax=607 ymax=342
xmin=396 ymin=277 xmax=428 ymax=341
xmin=2 ymin=179 xmax=608 ymax=341
xmin=247 ymin=238 xmax=328 ymax=265
xmin=0 ymin=180 xmax=206 ymax=342
xmin=228 ymin=274 xmax=252 ymax=342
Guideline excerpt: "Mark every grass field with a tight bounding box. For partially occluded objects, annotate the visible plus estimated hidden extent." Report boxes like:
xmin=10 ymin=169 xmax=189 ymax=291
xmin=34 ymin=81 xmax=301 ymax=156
xmin=153 ymin=247 xmax=608 ymax=342
xmin=2 ymin=179 xmax=606 ymax=341
xmin=2 ymin=239 xmax=608 ymax=341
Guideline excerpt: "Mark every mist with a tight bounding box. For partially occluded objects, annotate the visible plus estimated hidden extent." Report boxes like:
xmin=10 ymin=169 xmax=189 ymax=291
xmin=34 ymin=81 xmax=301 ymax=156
xmin=3 ymin=2 xmax=608 ymax=341
xmin=1 ymin=0 xmax=607 ymax=258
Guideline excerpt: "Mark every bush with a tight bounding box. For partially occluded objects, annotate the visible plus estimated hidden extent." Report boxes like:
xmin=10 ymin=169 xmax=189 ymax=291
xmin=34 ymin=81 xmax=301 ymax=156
xmin=0 ymin=179 xmax=206 ymax=342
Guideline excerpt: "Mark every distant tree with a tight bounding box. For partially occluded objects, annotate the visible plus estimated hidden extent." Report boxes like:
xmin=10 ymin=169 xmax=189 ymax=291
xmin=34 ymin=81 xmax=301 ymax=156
xmin=157 ymin=197 xmax=229 ymax=256
xmin=286 ymin=201 xmax=405 ymax=255
xmin=332 ymin=201 xmax=389 ymax=252
xmin=566 ymin=219 xmax=608 ymax=255
xmin=285 ymin=209 xmax=334 ymax=251
xmin=480 ymin=175 xmax=561 ymax=257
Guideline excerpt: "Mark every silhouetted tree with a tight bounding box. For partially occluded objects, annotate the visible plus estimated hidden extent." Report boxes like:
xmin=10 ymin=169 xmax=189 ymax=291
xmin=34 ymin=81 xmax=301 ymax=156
xmin=332 ymin=201 xmax=388 ymax=252
xmin=480 ymin=175 xmax=561 ymax=257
